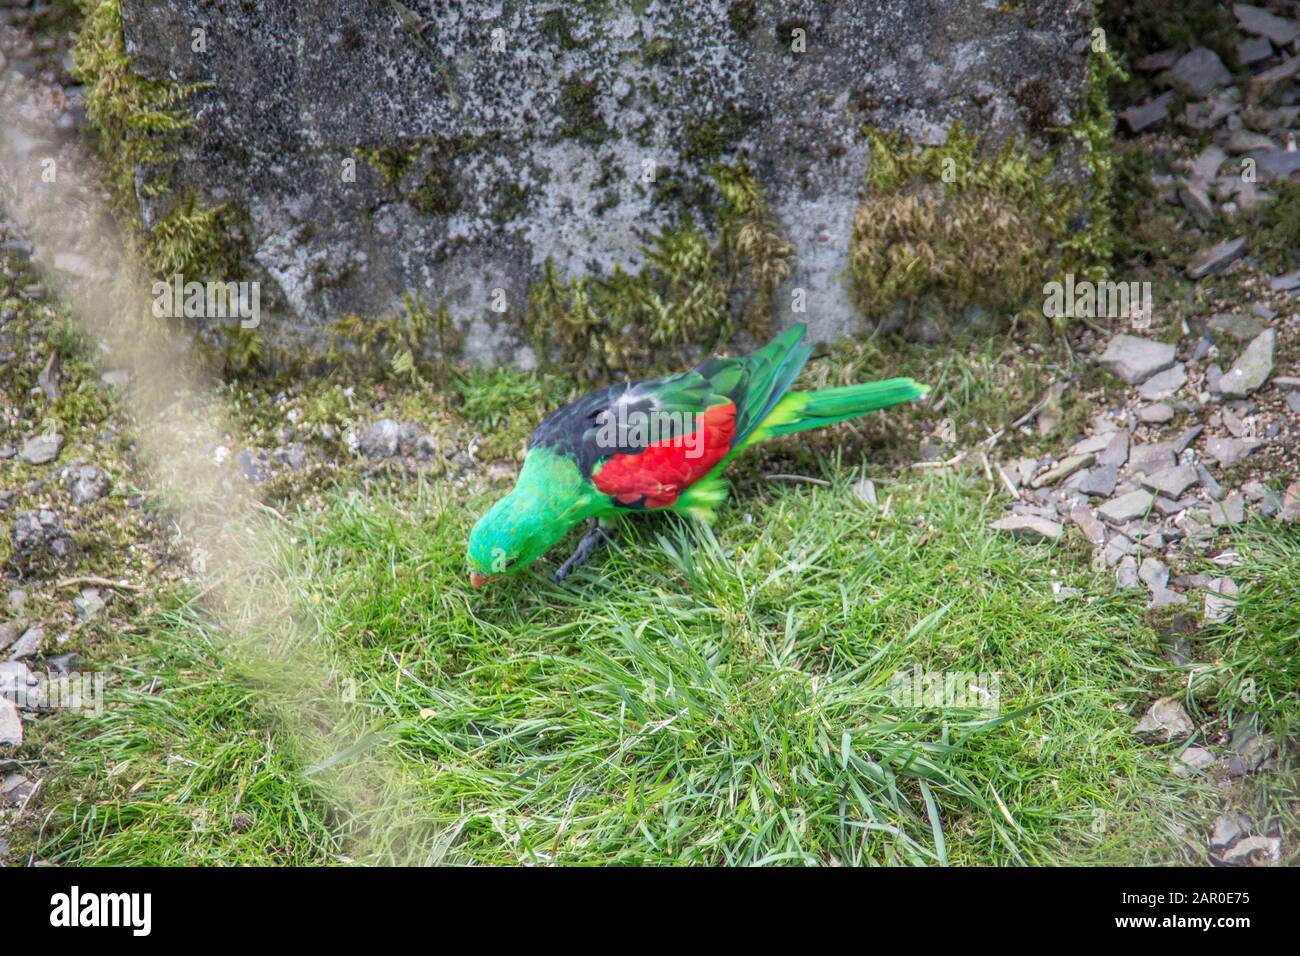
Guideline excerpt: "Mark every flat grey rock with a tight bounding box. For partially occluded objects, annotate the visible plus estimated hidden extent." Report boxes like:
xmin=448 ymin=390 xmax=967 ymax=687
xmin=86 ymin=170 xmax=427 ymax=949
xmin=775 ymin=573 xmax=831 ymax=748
xmin=1211 ymin=814 xmax=1250 ymax=849
xmin=1098 ymin=490 xmax=1155 ymax=523
xmin=1097 ymin=335 xmax=1176 ymax=385
xmin=1097 ymin=429 xmax=1130 ymax=468
xmin=1219 ymin=329 xmax=1275 ymax=398
xmin=1077 ymin=465 xmax=1119 ymax=497
xmin=0 ymin=699 xmax=20 ymax=747
xmin=1174 ymin=746 xmax=1216 ymax=777
xmin=1186 ymin=236 xmax=1247 ymax=279
xmin=1269 ymin=270 xmax=1300 ymax=292
xmin=1161 ymin=47 xmax=1231 ymax=99
xmin=1204 ymin=576 xmax=1239 ymax=623
xmin=1069 ymin=505 xmax=1107 ymax=547
xmin=1258 ymin=149 xmax=1300 ymax=181
xmin=1136 ymin=402 xmax=1174 ymax=424
xmin=1234 ymin=3 xmax=1300 ymax=46
xmin=1141 ymin=465 xmax=1199 ymax=498
xmin=1204 ymin=436 xmax=1257 ymax=468
xmin=1134 ymin=697 xmax=1194 ymax=742
xmin=1139 ymin=556 xmax=1169 ymax=590
xmin=1116 ymin=555 xmax=1140 ymax=589
xmin=1210 ymin=493 xmax=1246 ymax=526
xmin=1137 ymin=363 xmax=1187 ymax=400
xmin=19 ymin=434 xmax=63 ymax=465
xmin=1237 ymin=35 xmax=1273 ymax=66
xmin=1118 ymin=91 xmax=1175 ymax=133
xmin=1195 ymin=462 xmax=1225 ymax=500
xmin=1207 ymin=312 xmax=1265 ymax=343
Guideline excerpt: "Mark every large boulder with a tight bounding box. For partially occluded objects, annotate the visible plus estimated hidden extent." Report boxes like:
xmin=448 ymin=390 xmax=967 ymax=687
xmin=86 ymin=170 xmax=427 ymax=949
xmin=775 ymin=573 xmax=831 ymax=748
xmin=102 ymin=0 xmax=1100 ymax=369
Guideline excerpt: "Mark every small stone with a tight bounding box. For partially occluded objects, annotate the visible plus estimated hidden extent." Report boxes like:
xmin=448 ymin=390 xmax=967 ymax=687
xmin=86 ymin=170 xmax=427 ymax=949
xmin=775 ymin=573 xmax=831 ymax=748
xmin=1070 ymin=434 xmax=1112 ymax=456
xmin=0 ymin=699 xmax=21 ymax=747
xmin=1134 ymin=697 xmax=1194 ymax=743
xmin=234 ymin=449 xmax=270 ymax=483
xmin=1137 ymin=363 xmax=1187 ymax=401
xmin=1226 ymin=128 xmax=1277 ymax=154
xmin=1204 ymin=436 xmax=1255 ymax=468
xmin=1178 ymin=183 xmax=1215 ymax=227
xmin=1186 ymin=236 xmax=1247 ymax=279
xmin=1161 ymin=47 xmax=1232 ymax=99
xmin=1116 ymin=556 xmax=1140 ymax=589
xmin=1031 ymin=453 xmax=1094 ymax=488
xmin=990 ymin=515 xmax=1063 ymax=543
xmin=1135 ymin=49 xmax=1179 ymax=72
xmin=8 ymin=625 xmax=42 ymax=660
xmin=1234 ymin=3 xmax=1300 ymax=46
xmin=1204 ymin=576 xmax=1239 ymax=624
xmin=1210 ymin=814 xmax=1250 ymax=850
xmin=1250 ymin=54 xmax=1300 ymax=96
xmin=1118 ymin=91 xmax=1175 ymax=133
xmin=1222 ymin=835 xmax=1281 ymax=866
xmin=73 ymin=588 xmax=105 ymax=621
xmin=1099 ymin=490 xmax=1155 ymax=523
xmin=1191 ymin=145 xmax=1231 ymax=185
xmin=65 ymin=464 xmax=110 ymax=505
xmin=46 ymin=652 xmax=82 ymax=676
xmin=1258 ymin=148 xmax=1300 ymax=181
xmin=19 ymin=433 xmax=63 ymax=465
xmin=1223 ymin=719 xmax=1277 ymax=777
xmin=357 ymin=419 xmax=420 ymax=458
xmin=100 ymin=369 xmax=130 ymax=387
xmin=1097 ymin=429 xmax=1130 ymax=468
xmin=10 ymin=510 xmax=75 ymax=569
xmin=1218 ymin=329 xmax=1275 ymax=398
xmin=1209 ymin=493 xmax=1246 ymax=526
xmin=1269 ymin=270 xmax=1300 ymax=293
xmin=853 ymin=477 xmax=877 ymax=506
xmin=1195 ymin=463 xmax=1224 ymax=501
xmin=1237 ymin=34 xmax=1274 ymax=66
xmin=1077 ymin=465 xmax=1118 ymax=497
xmin=1070 ymin=506 xmax=1107 ymax=547
xmin=1139 ymin=557 xmax=1169 ymax=590
xmin=1206 ymin=312 xmax=1266 ymax=343
xmin=1129 ymin=441 xmax=1178 ymax=473
xmin=1153 ymin=496 xmax=1184 ymax=517
xmin=1206 ymin=364 xmax=1224 ymax=394
xmin=1173 ymin=746 xmax=1215 ymax=777
xmin=1141 ymin=465 xmax=1199 ymax=498
xmin=1281 ymin=480 xmax=1300 ymax=522
xmin=1172 ymin=425 xmax=1203 ymax=454
xmin=0 ymin=621 xmax=24 ymax=654
xmin=1136 ymin=402 xmax=1174 ymax=424
xmin=1097 ymin=335 xmax=1177 ymax=385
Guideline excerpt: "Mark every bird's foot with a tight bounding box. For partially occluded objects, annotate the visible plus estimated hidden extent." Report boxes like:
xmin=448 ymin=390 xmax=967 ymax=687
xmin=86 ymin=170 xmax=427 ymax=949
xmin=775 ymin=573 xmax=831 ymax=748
xmin=553 ymin=520 xmax=614 ymax=583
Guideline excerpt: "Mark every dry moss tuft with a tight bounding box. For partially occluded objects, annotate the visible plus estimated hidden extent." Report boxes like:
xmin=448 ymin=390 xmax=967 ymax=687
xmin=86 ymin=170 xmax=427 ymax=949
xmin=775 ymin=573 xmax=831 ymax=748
xmin=850 ymin=126 xmax=1071 ymax=327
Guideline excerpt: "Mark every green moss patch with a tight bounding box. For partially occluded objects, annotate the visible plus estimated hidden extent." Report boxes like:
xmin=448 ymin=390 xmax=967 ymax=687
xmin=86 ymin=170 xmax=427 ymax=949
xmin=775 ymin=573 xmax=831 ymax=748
xmin=524 ymin=162 xmax=791 ymax=384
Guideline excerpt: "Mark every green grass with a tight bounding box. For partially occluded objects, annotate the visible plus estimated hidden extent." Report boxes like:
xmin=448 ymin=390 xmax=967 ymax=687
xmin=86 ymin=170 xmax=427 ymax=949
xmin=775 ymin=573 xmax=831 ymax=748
xmin=30 ymin=463 xmax=1296 ymax=866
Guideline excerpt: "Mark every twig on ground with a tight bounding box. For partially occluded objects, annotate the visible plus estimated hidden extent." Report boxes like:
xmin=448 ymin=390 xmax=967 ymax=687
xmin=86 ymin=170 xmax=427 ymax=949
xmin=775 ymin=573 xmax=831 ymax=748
xmin=55 ymin=575 xmax=143 ymax=592
xmin=764 ymin=473 xmax=831 ymax=486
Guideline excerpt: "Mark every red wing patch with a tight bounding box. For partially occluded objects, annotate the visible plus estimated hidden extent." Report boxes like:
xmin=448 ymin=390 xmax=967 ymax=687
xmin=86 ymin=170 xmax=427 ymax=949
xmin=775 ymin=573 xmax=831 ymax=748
xmin=592 ymin=402 xmax=736 ymax=508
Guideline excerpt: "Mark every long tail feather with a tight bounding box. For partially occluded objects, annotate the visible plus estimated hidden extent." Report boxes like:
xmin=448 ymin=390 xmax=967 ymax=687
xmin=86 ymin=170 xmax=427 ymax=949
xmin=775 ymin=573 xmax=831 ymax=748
xmin=751 ymin=378 xmax=929 ymax=440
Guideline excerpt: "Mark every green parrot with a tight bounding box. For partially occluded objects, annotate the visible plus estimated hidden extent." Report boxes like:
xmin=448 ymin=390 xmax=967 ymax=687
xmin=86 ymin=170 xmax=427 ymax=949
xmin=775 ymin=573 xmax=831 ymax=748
xmin=467 ymin=324 xmax=927 ymax=586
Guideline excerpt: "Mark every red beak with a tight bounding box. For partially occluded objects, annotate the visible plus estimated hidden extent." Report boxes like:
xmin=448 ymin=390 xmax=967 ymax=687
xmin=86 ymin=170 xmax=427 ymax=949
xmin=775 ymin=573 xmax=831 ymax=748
xmin=470 ymin=571 xmax=490 ymax=589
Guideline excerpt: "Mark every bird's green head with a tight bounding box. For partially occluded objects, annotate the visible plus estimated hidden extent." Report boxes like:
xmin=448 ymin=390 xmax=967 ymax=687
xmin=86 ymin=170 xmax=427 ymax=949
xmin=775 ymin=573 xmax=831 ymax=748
xmin=467 ymin=449 xmax=595 ymax=587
